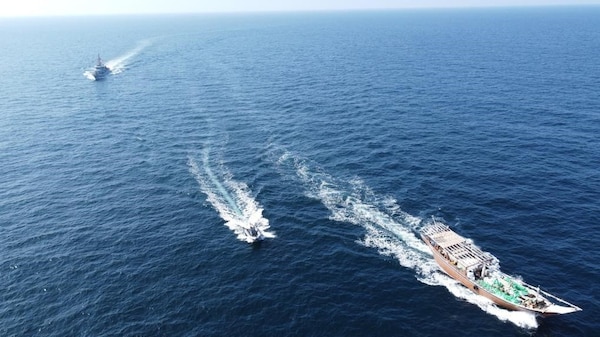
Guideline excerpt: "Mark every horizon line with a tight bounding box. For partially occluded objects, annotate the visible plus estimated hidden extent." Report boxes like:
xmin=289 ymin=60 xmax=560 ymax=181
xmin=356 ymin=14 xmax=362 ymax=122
xmin=1 ymin=3 xmax=599 ymax=19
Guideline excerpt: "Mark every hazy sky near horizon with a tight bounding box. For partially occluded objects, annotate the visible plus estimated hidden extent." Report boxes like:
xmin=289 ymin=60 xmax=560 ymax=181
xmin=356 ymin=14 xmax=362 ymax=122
xmin=2 ymin=0 xmax=600 ymax=17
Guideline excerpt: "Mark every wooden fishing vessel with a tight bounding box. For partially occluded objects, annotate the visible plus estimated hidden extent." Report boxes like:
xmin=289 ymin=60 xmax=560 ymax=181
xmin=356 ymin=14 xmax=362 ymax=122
xmin=420 ymin=219 xmax=581 ymax=316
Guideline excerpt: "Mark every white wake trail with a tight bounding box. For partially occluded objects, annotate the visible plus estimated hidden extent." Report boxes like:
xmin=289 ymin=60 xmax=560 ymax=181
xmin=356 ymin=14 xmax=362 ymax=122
xmin=273 ymin=148 xmax=537 ymax=329
xmin=105 ymin=39 xmax=152 ymax=74
xmin=84 ymin=39 xmax=152 ymax=79
xmin=188 ymin=150 xmax=275 ymax=243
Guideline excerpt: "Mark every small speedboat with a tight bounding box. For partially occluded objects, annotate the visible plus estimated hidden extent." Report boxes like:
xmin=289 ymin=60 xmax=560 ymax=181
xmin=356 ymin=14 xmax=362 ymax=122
xmin=421 ymin=218 xmax=581 ymax=316
xmin=92 ymin=54 xmax=110 ymax=80
xmin=243 ymin=224 xmax=264 ymax=243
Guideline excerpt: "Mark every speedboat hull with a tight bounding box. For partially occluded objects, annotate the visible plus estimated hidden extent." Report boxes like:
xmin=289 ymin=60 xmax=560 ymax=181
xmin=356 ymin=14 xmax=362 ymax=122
xmin=243 ymin=226 xmax=264 ymax=243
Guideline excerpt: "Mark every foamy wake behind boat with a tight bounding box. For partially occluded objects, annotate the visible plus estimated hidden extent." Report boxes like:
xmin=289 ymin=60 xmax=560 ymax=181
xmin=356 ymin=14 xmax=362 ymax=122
xmin=420 ymin=218 xmax=581 ymax=316
xmin=92 ymin=54 xmax=110 ymax=80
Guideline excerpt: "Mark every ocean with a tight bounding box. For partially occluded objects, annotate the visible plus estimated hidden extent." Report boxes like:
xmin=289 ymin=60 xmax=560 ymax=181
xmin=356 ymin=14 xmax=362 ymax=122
xmin=0 ymin=7 xmax=598 ymax=336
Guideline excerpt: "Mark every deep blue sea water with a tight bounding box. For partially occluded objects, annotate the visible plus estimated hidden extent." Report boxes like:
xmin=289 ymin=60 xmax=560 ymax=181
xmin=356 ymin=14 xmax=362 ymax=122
xmin=1 ymin=7 xmax=599 ymax=336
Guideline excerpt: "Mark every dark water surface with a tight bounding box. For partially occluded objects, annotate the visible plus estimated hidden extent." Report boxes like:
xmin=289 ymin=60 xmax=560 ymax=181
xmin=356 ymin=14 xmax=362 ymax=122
xmin=1 ymin=7 xmax=599 ymax=336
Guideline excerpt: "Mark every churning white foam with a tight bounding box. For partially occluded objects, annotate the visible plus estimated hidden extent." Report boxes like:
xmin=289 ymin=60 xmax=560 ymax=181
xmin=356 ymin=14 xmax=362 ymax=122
xmin=188 ymin=150 xmax=274 ymax=243
xmin=273 ymin=148 xmax=537 ymax=329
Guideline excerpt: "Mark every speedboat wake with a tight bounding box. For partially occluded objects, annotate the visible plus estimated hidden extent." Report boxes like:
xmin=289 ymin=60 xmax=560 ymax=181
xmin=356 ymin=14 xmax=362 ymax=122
xmin=188 ymin=150 xmax=275 ymax=244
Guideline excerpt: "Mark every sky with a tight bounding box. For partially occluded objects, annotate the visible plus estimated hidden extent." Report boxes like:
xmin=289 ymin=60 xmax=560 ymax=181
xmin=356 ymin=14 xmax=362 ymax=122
xmin=1 ymin=0 xmax=600 ymax=17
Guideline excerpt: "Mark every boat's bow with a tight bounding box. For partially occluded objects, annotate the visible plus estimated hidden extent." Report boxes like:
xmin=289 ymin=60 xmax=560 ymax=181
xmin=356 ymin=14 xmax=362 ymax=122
xmin=91 ymin=54 xmax=111 ymax=80
xmin=242 ymin=223 xmax=265 ymax=243
xmin=542 ymin=304 xmax=582 ymax=315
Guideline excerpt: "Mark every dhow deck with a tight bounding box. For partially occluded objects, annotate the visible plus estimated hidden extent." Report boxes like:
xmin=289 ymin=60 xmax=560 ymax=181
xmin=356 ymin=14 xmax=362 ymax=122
xmin=423 ymin=223 xmax=495 ymax=269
